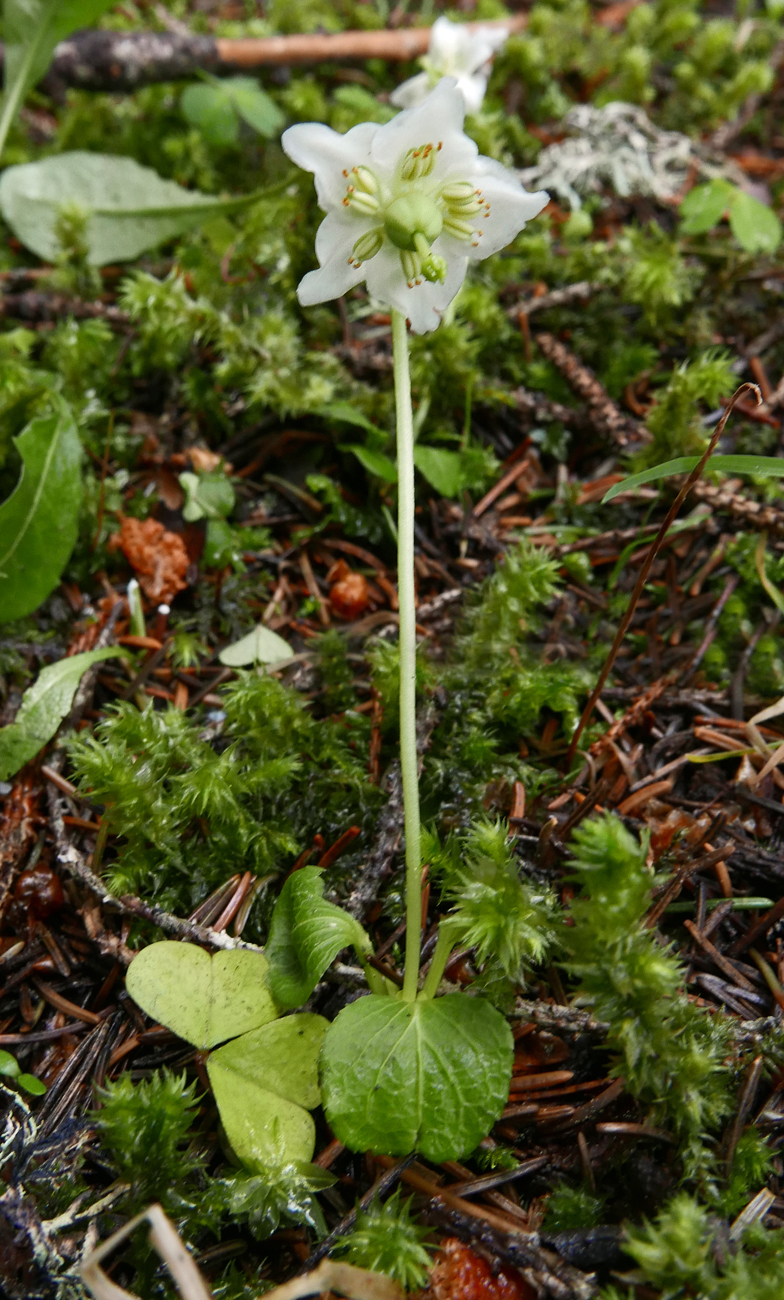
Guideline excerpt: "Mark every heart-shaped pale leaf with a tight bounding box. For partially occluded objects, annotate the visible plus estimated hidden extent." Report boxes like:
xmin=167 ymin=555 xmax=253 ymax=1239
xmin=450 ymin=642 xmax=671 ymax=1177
xmin=126 ymin=942 xmax=276 ymax=1049
xmin=207 ymin=1014 xmax=327 ymax=1170
xmin=218 ymin=623 xmax=293 ymax=667
xmin=321 ymin=993 xmax=513 ymax=1163
xmin=266 ymin=868 xmax=371 ymax=1010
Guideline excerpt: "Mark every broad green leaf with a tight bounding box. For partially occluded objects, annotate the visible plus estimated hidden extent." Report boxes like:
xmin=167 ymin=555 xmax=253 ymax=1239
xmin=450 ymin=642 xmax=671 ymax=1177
xmin=728 ymin=190 xmax=783 ymax=254
xmin=342 ymin=444 xmax=398 ymax=484
xmin=1 ymin=2 xmax=116 ymax=156
xmin=179 ymin=471 xmax=236 ymax=522
xmin=218 ymin=624 xmax=294 ymax=668
xmin=266 ymin=867 xmax=371 ymax=1011
xmin=0 ymin=646 xmax=122 ymax=781
xmin=0 ymin=401 xmax=82 ymax=623
xmin=413 ymin=446 xmax=464 ymax=497
xmin=679 ymin=179 xmax=735 ymax=235
xmin=602 ymin=455 xmax=784 ymax=502
xmin=207 ymin=1015 xmax=327 ymax=1170
xmin=181 ymin=83 xmax=240 ymax=147
xmin=321 ymin=993 xmax=513 ymax=1162
xmin=126 ymin=942 xmax=277 ymax=1050
xmin=0 ymin=152 xmax=273 ymax=266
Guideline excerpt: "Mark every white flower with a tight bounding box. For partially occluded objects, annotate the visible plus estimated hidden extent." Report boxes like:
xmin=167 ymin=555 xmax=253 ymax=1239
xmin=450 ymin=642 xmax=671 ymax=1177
xmin=391 ymin=16 xmax=509 ymax=115
xmin=281 ymin=79 xmax=548 ymax=335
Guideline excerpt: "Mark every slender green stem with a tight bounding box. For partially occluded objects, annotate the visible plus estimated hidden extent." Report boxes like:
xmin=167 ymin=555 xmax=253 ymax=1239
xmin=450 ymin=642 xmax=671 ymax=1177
xmin=392 ymin=308 xmax=422 ymax=1003
xmin=420 ymin=924 xmax=456 ymax=1001
xmin=0 ymin=1 xmax=58 ymax=164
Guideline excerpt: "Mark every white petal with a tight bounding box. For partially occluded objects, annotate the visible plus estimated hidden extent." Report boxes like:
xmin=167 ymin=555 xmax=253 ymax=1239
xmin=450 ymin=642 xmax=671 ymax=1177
xmin=297 ymin=256 xmax=365 ymax=308
xmin=282 ymin=120 xmax=377 ymax=211
xmin=314 ymin=208 xmax=367 ymax=265
xmin=457 ymin=73 xmax=488 ymax=115
xmin=370 ymin=79 xmax=476 ymax=182
xmin=390 ymin=72 xmax=431 ymax=109
xmin=428 ymin=17 xmax=472 ymax=70
xmin=464 ymin=160 xmax=549 ymax=259
xmin=470 ymin=24 xmax=510 ymax=65
xmin=364 ymin=241 xmax=467 ymax=334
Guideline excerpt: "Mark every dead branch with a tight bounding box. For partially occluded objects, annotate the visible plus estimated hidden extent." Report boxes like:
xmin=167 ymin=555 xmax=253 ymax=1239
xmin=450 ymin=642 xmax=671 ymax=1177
xmin=23 ymin=18 xmax=524 ymax=95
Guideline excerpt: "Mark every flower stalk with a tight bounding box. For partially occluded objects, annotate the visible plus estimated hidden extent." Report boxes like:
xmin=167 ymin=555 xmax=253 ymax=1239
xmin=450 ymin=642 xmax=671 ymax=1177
xmin=392 ymin=308 xmax=424 ymax=1002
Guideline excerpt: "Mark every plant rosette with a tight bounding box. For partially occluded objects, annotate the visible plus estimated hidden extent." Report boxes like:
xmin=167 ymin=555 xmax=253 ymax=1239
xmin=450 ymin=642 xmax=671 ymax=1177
xmin=390 ymin=16 xmax=510 ymax=115
xmin=281 ymin=78 xmax=547 ymax=334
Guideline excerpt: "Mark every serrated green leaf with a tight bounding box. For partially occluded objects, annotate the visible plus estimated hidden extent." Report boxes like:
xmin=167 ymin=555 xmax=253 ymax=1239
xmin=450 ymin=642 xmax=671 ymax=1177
xmin=181 ymin=83 xmax=240 ymax=147
xmin=126 ymin=942 xmax=277 ymax=1050
xmin=321 ymin=993 xmax=513 ymax=1162
xmin=728 ymin=190 xmax=783 ymax=254
xmin=602 ymin=454 xmax=784 ymax=502
xmin=679 ymin=179 xmax=735 ymax=235
xmin=342 ymin=444 xmax=398 ymax=484
xmin=0 ymin=153 xmax=277 ymax=266
xmin=0 ymin=646 xmax=122 ymax=781
xmin=0 ymin=400 xmax=82 ymax=623
xmin=207 ymin=1015 xmax=327 ymax=1170
xmin=266 ymin=867 xmax=371 ymax=1010
xmin=218 ymin=624 xmax=294 ymax=667
xmin=413 ymin=445 xmax=463 ymax=497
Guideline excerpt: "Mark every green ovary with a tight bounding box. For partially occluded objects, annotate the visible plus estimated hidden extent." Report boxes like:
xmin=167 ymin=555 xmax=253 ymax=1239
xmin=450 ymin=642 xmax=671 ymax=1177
xmin=384 ymin=195 xmax=443 ymax=251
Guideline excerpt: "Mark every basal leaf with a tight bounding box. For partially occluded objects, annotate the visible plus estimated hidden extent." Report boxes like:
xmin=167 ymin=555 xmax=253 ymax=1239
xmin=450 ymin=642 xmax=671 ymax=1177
xmin=179 ymin=470 xmax=236 ymax=522
xmin=209 ymin=1014 xmax=327 ymax=1110
xmin=218 ymin=624 xmax=294 ymax=667
xmin=0 ymin=646 xmax=122 ymax=781
xmin=678 ymin=179 xmax=734 ymax=235
xmin=0 ymin=400 xmax=82 ymax=623
xmin=321 ymin=993 xmax=513 ymax=1163
xmin=602 ymin=454 xmax=784 ymax=502
xmin=342 ymin=444 xmax=398 ymax=484
xmin=207 ymin=1015 xmax=327 ymax=1170
xmin=266 ymin=867 xmax=371 ymax=1011
xmin=0 ymin=153 xmax=275 ymax=266
xmin=728 ymin=190 xmax=783 ymax=255
xmin=413 ymin=445 xmax=463 ymax=498
xmin=126 ymin=942 xmax=277 ymax=1050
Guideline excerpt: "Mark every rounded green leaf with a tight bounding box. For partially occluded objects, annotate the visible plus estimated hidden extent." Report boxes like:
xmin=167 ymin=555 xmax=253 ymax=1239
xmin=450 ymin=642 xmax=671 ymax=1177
xmin=207 ymin=1016 xmax=327 ymax=1171
xmin=208 ymin=1013 xmax=328 ymax=1110
xmin=181 ymin=83 xmax=240 ymax=147
xmin=126 ymin=942 xmax=277 ymax=1049
xmin=17 ymin=1073 xmax=46 ymax=1096
xmin=679 ymin=179 xmax=735 ymax=235
xmin=0 ymin=1050 xmax=20 ymax=1078
xmin=728 ymin=190 xmax=783 ymax=255
xmin=321 ymin=993 xmax=513 ymax=1163
xmin=218 ymin=623 xmax=294 ymax=667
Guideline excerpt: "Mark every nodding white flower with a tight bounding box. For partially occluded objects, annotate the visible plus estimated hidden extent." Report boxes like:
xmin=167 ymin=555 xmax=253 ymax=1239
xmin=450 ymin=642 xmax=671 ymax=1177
xmin=282 ymin=79 xmax=548 ymax=335
xmin=391 ymin=16 xmax=509 ymax=115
